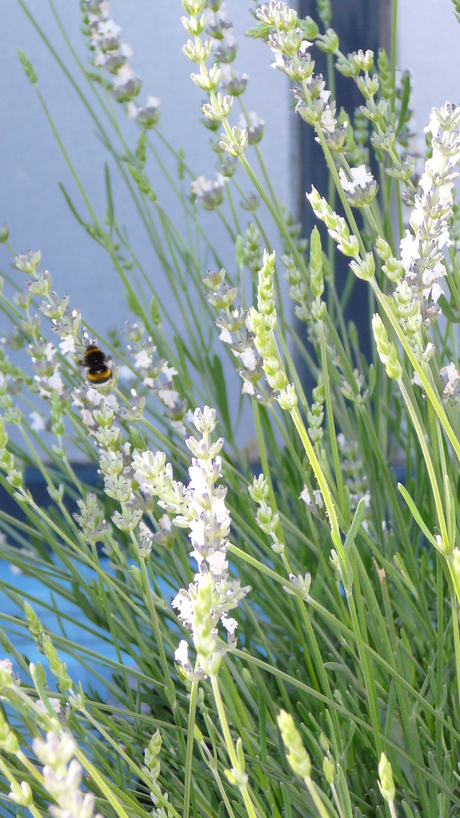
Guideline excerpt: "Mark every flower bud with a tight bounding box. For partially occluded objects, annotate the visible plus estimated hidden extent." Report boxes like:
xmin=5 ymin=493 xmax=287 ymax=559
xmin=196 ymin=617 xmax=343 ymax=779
xmin=9 ymin=780 xmax=33 ymax=807
xmin=372 ymin=315 xmax=403 ymax=380
xmin=337 ymin=235 xmax=360 ymax=257
xmin=277 ymin=384 xmax=298 ymax=412
xmin=316 ymin=27 xmax=339 ymax=54
xmin=277 ymin=710 xmax=311 ymax=779
xmin=182 ymin=14 xmax=207 ymax=37
xmin=220 ymin=125 xmax=248 ymax=156
xmin=182 ymin=0 xmax=207 ymax=14
xmin=378 ymin=753 xmax=395 ymax=804
xmin=353 ymin=49 xmax=374 ymax=72
xmin=309 ymin=226 xmax=324 ymax=298
xmin=249 ymin=474 xmax=269 ymax=504
xmin=190 ymin=62 xmax=221 ymax=90
xmin=349 ymin=252 xmax=375 ymax=281
xmin=374 ymin=237 xmax=392 ymax=261
xmin=323 ymin=756 xmax=335 ymax=784
xmin=17 ymin=48 xmax=37 ymax=85
xmin=12 ymin=250 xmax=41 ymax=274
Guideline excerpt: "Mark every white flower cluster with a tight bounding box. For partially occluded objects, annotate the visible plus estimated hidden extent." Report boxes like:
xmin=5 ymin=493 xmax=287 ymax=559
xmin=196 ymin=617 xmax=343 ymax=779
xmin=82 ymin=0 xmax=160 ymax=124
xmin=376 ymin=102 xmax=460 ymax=376
xmin=338 ymin=164 xmax=377 ymax=207
xmin=7 ymin=251 xmax=67 ymax=405
xmin=133 ymin=406 xmax=251 ymax=677
xmin=123 ymin=321 xmax=192 ymax=435
xmin=32 ymin=731 xmax=103 ymax=818
xmin=202 ymin=266 xmax=271 ymax=402
xmin=399 ymin=103 xmax=460 ymax=308
xmin=439 ymin=362 xmax=460 ymax=404
xmin=238 ymin=111 xmax=265 ymax=146
xmin=4 ymin=251 xmax=90 ymax=439
xmin=182 ymin=0 xmax=264 ymax=172
xmin=255 ymin=2 xmax=338 ymax=138
xmin=191 ymin=173 xmax=225 ymax=211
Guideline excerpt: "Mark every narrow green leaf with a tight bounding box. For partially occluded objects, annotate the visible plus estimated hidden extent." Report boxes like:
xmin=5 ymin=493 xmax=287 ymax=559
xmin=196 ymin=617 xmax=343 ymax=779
xmin=177 ymin=146 xmax=185 ymax=181
xmin=174 ymin=334 xmax=197 ymax=369
xmin=104 ymin=162 xmax=115 ymax=233
xmin=343 ymin=497 xmax=365 ymax=553
xmin=246 ymin=23 xmax=271 ymax=38
xmin=210 ymin=354 xmax=231 ymax=436
xmin=150 ymin=295 xmax=162 ymax=326
xmin=59 ymin=183 xmax=86 ymax=226
xmin=444 ymin=473 xmax=456 ymax=547
xmin=126 ymin=288 xmax=143 ymax=317
xmin=396 ymin=71 xmax=411 ymax=135
xmin=367 ymin=363 xmax=376 ymax=399
xmin=336 ymin=763 xmax=354 ymax=818
xmin=280 ymin=783 xmax=292 ymax=818
xmin=398 ymin=482 xmax=439 ymax=548
xmin=438 ymin=293 xmax=460 ymax=323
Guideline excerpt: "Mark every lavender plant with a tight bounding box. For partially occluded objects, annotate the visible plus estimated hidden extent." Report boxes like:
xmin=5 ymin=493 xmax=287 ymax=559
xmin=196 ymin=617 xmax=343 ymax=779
xmin=2 ymin=0 xmax=460 ymax=816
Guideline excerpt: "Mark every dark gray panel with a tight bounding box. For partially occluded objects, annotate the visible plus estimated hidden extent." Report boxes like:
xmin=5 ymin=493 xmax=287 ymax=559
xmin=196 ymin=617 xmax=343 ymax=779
xmin=297 ymin=0 xmax=389 ymax=362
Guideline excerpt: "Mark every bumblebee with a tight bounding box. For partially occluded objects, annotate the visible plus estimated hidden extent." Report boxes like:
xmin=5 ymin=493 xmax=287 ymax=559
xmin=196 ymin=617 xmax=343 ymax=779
xmin=81 ymin=344 xmax=112 ymax=385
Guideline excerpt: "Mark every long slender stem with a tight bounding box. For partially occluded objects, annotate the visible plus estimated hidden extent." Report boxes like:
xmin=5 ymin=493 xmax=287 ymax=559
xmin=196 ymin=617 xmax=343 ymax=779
xmin=210 ymin=676 xmax=258 ymax=818
xmin=304 ymin=776 xmax=335 ymax=818
xmin=183 ymin=680 xmax=199 ymax=818
xmin=290 ymin=407 xmax=341 ymax=544
xmin=319 ymin=324 xmax=347 ymax=520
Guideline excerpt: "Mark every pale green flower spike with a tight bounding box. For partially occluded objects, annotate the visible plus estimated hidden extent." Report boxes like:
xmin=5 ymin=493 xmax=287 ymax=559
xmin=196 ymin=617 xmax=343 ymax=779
xmin=378 ymin=753 xmax=395 ymax=803
xmin=277 ymin=710 xmax=311 ymax=779
xmin=372 ymin=314 xmax=403 ymax=380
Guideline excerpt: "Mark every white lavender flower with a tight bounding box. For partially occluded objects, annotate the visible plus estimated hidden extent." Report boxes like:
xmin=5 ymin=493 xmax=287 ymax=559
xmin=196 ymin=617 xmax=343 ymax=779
xmin=238 ymin=111 xmax=265 ymax=145
xmin=82 ymin=0 xmax=159 ymax=117
xmin=133 ymin=407 xmax=251 ymax=676
xmin=59 ymin=335 xmax=77 ymax=356
xmin=219 ymin=125 xmax=248 ymax=157
xmin=112 ymin=64 xmax=141 ymax=103
xmin=34 ymin=366 xmax=64 ymax=398
xmin=439 ymin=362 xmax=460 ymax=403
xmin=256 ymin=2 xmax=298 ymax=30
xmin=32 ymin=730 xmax=103 ymax=818
xmin=398 ymin=103 xmax=460 ymax=331
xmin=338 ymin=164 xmax=377 ymax=206
xmin=127 ymin=94 xmax=161 ymax=128
xmin=191 ymin=173 xmax=225 ymax=210
xmin=30 ymin=411 xmax=46 ymax=433
xmin=0 ymin=658 xmax=14 ymax=684
xmin=11 ymin=250 xmax=41 ymax=274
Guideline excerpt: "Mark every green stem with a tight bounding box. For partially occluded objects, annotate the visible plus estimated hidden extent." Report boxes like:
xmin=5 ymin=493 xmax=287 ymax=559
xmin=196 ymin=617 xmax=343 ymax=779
xmin=345 ymin=586 xmax=382 ymax=756
xmin=398 ymin=380 xmax=449 ymax=551
xmin=73 ymin=747 xmax=133 ymax=818
xmin=449 ymin=575 xmax=460 ymax=712
xmin=319 ymin=323 xmax=347 ymax=520
xmin=304 ymin=776 xmax=335 ymax=818
xmin=252 ymin=401 xmax=286 ymax=546
xmin=290 ymin=407 xmax=341 ymax=544
xmin=210 ymin=676 xmax=258 ymax=818
xmin=183 ymin=679 xmax=199 ymax=818
xmin=140 ymin=557 xmax=176 ymax=707
xmin=372 ymin=282 xmax=460 ymax=464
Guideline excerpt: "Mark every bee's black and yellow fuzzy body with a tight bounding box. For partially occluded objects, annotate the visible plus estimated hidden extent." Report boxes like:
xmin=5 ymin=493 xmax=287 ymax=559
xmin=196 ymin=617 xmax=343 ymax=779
xmin=81 ymin=344 xmax=112 ymax=384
